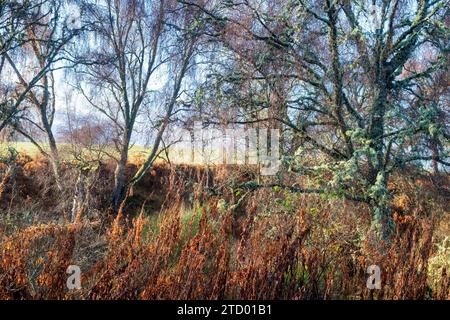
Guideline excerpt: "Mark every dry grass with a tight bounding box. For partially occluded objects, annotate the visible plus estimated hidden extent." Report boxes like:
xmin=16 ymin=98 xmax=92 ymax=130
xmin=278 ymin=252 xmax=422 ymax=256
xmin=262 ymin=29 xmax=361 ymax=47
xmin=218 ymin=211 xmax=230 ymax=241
xmin=0 ymin=156 xmax=448 ymax=300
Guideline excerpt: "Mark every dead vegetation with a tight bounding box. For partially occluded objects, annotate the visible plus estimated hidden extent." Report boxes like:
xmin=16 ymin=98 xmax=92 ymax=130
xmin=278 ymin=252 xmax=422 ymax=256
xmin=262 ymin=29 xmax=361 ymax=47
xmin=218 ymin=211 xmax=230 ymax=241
xmin=0 ymin=155 xmax=448 ymax=300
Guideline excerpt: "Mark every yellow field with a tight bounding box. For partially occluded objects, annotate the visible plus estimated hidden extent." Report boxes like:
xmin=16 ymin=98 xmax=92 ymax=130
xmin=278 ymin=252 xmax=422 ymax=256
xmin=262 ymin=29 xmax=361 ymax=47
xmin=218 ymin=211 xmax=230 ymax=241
xmin=0 ymin=142 xmax=152 ymax=160
xmin=0 ymin=142 xmax=240 ymax=165
xmin=0 ymin=142 xmax=193 ymax=164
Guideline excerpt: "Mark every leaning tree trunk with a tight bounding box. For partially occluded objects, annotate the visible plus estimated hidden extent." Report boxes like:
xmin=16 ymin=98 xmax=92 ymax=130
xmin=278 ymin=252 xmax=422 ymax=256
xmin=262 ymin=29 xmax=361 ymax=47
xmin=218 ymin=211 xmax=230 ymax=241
xmin=39 ymin=102 xmax=62 ymax=189
xmin=112 ymin=143 xmax=129 ymax=213
xmin=47 ymin=131 xmax=61 ymax=187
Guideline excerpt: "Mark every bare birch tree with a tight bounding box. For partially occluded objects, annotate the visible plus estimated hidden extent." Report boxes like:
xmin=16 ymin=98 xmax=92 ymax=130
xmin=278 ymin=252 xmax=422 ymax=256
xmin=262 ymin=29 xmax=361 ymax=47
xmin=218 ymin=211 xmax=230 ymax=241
xmin=78 ymin=0 xmax=200 ymax=211
xmin=1 ymin=0 xmax=84 ymax=184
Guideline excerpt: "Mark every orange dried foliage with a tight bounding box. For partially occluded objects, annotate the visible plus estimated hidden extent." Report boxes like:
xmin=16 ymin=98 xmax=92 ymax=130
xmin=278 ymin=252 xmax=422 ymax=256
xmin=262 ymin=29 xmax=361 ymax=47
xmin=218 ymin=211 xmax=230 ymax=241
xmin=0 ymin=159 xmax=448 ymax=300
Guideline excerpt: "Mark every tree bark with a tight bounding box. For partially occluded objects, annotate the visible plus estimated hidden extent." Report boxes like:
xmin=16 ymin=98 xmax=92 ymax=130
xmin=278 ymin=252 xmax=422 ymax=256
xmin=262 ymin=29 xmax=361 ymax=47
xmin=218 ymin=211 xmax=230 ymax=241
xmin=112 ymin=137 xmax=130 ymax=213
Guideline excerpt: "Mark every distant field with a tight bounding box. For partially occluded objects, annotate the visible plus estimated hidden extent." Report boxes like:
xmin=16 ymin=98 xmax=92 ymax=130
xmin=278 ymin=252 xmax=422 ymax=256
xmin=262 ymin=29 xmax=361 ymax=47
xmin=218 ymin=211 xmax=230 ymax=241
xmin=0 ymin=142 xmax=152 ymax=160
xmin=0 ymin=142 xmax=193 ymax=164
xmin=0 ymin=142 xmax=43 ymax=157
xmin=0 ymin=142 xmax=256 ymax=166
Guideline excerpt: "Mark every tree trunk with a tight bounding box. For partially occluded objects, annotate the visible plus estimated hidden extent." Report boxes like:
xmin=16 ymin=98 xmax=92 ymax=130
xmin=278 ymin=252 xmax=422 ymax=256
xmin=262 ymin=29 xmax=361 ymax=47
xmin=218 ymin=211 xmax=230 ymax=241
xmin=430 ymin=136 xmax=440 ymax=176
xmin=112 ymin=143 xmax=129 ymax=213
xmin=369 ymin=166 xmax=394 ymax=241
xmin=368 ymin=75 xmax=394 ymax=240
xmin=48 ymin=131 xmax=61 ymax=185
xmin=40 ymin=103 xmax=61 ymax=187
xmin=371 ymin=206 xmax=394 ymax=241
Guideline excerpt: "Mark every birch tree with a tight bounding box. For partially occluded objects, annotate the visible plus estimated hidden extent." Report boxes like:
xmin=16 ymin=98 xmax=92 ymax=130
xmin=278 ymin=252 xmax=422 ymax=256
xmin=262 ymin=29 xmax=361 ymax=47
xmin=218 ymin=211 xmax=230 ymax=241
xmin=79 ymin=0 xmax=200 ymax=211
xmin=185 ymin=0 xmax=449 ymax=238
xmin=1 ymin=0 xmax=84 ymax=184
